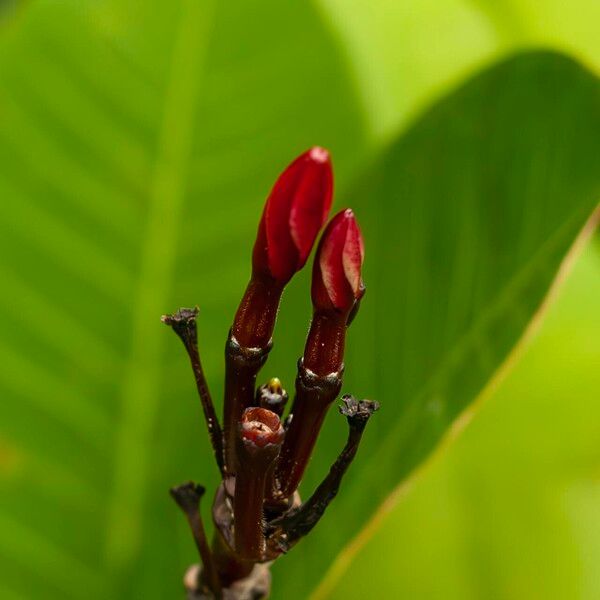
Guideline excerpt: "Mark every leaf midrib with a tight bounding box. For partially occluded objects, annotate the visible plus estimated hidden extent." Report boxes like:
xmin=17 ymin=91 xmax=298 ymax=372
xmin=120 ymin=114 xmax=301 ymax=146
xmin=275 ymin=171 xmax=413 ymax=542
xmin=104 ymin=0 xmax=216 ymax=574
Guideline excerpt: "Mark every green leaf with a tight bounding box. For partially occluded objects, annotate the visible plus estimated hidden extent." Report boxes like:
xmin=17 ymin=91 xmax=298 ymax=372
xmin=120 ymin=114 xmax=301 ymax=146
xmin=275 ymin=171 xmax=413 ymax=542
xmin=318 ymin=0 xmax=600 ymax=140
xmin=323 ymin=235 xmax=600 ymax=600
xmin=0 ymin=1 xmax=366 ymax=598
xmin=273 ymin=52 xmax=600 ymax=599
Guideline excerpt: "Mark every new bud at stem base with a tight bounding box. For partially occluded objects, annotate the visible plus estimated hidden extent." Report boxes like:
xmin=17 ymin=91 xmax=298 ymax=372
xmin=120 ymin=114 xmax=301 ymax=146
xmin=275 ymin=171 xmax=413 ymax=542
xmin=256 ymin=377 xmax=289 ymax=417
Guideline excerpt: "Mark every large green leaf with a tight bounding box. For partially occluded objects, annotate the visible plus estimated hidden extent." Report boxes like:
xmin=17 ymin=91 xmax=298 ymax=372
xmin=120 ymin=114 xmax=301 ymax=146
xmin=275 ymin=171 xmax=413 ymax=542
xmin=325 ymin=238 xmax=600 ymax=600
xmin=0 ymin=1 xmax=367 ymax=598
xmin=273 ymin=52 xmax=600 ymax=598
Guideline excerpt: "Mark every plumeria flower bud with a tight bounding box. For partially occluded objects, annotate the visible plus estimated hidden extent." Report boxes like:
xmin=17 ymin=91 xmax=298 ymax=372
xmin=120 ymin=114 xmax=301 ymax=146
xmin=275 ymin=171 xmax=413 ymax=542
xmin=231 ymin=147 xmax=333 ymax=351
xmin=167 ymin=149 xmax=378 ymax=592
xmin=226 ymin=149 xmax=332 ymax=474
xmin=275 ymin=210 xmax=366 ymax=498
xmin=311 ymin=208 xmax=365 ymax=316
xmin=253 ymin=147 xmax=333 ymax=285
xmin=302 ymin=209 xmax=365 ymax=376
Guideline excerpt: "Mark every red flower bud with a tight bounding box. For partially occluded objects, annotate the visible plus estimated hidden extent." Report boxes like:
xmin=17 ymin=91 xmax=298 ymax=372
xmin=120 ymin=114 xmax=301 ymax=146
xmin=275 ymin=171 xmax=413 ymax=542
xmin=253 ymin=147 xmax=333 ymax=284
xmin=311 ymin=209 xmax=365 ymax=315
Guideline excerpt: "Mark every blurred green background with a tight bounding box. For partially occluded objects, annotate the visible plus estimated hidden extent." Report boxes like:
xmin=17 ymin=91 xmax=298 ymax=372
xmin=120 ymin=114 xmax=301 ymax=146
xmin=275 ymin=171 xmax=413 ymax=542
xmin=321 ymin=240 xmax=600 ymax=600
xmin=0 ymin=1 xmax=598 ymax=599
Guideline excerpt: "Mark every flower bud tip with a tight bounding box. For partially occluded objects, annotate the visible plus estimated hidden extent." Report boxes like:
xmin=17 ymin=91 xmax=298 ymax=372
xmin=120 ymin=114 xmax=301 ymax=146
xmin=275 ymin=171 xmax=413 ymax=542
xmin=267 ymin=377 xmax=282 ymax=394
xmin=253 ymin=147 xmax=333 ymax=284
xmin=312 ymin=208 xmax=365 ymax=314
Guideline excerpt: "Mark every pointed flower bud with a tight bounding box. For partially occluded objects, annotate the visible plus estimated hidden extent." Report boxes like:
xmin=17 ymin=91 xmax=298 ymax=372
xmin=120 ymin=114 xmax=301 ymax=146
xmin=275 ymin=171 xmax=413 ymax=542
xmin=253 ymin=147 xmax=333 ymax=284
xmin=311 ymin=209 xmax=365 ymax=315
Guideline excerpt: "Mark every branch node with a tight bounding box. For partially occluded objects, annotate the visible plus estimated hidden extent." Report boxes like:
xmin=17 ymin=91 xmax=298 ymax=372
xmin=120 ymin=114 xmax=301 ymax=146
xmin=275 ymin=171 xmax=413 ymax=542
xmin=170 ymin=481 xmax=206 ymax=514
xmin=339 ymin=395 xmax=380 ymax=426
xmin=162 ymin=306 xmax=200 ymax=343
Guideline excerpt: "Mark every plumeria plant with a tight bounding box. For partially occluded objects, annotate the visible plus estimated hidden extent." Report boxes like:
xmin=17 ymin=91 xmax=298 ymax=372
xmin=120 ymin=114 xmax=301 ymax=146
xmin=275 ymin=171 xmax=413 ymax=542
xmin=162 ymin=148 xmax=378 ymax=599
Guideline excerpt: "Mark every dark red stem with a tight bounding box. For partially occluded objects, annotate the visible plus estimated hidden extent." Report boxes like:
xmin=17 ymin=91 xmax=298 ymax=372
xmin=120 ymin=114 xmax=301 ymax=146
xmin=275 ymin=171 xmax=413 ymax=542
xmin=211 ymin=529 xmax=254 ymax=587
xmin=234 ymin=408 xmax=284 ymax=560
xmin=274 ymin=362 xmax=342 ymax=499
xmin=303 ymin=310 xmax=347 ymax=376
xmin=231 ymin=274 xmax=283 ymax=349
xmin=224 ymin=275 xmax=283 ymax=474
xmin=223 ymin=338 xmax=271 ymax=474
xmin=273 ymin=309 xmax=347 ymax=499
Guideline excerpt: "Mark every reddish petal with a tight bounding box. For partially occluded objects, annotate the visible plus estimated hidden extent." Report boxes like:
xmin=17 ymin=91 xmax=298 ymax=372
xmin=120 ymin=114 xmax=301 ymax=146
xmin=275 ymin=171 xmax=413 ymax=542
xmin=342 ymin=215 xmax=364 ymax=297
xmin=264 ymin=155 xmax=304 ymax=281
xmin=319 ymin=213 xmax=349 ymax=309
xmin=253 ymin=147 xmax=333 ymax=283
xmin=289 ymin=147 xmax=333 ymax=267
xmin=312 ymin=209 xmax=365 ymax=312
